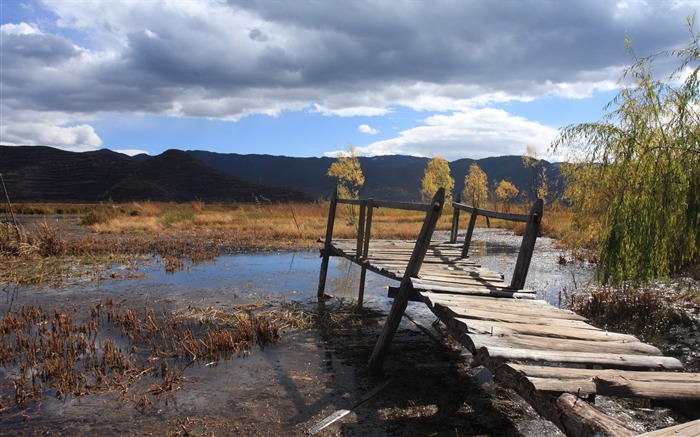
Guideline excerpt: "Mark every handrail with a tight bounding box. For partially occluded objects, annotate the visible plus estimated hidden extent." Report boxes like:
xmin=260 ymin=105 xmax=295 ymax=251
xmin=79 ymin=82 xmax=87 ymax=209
xmin=450 ymin=197 xmax=543 ymax=290
xmin=317 ymin=191 xmax=436 ymax=301
xmin=452 ymin=202 xmax=530 ymax=222
xmin=336 ymin=198 xmax=432 ymax=212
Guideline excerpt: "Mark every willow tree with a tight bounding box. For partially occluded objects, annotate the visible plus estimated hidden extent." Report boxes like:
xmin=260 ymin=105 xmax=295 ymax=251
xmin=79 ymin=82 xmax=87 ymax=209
xmin=421 ymin=157 xmax=455 ymax=202
xmin=552 ymin=21 xmax=700 ymax=284
xmin=462 ymin=163 xmax=489 ymax=208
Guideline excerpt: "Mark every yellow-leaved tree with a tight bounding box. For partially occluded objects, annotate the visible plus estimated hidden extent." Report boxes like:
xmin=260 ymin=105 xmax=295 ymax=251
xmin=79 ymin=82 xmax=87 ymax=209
xmin=420 ymin=157 xmax=454 ymax=202
xmin=494 ymin=180 xmax=519 ymax=212
xmin=327 ymin=144 xmax=365 ymax=225
xmin=462 ymin=163 xmax=488 ymax=208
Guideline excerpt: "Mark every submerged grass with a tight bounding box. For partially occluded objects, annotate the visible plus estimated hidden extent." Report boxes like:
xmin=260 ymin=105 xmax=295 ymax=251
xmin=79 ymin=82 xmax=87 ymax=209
xmin=0 ymin=299 xmax=282 ymax=415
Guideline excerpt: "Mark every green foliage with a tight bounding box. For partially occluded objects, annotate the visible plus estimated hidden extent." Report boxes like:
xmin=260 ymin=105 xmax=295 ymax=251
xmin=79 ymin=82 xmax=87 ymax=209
xmin=462 ymin=163 xmax=488 ymax=208
xmin=420 ymin=157 xmax=455 ymax=202
xmin=552 ymin=19 xmax=700 ymax=285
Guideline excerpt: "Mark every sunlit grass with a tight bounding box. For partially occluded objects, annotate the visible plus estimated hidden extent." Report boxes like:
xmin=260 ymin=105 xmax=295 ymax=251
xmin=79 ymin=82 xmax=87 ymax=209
xmin=2 ymin=201 xmax=578 ymax=285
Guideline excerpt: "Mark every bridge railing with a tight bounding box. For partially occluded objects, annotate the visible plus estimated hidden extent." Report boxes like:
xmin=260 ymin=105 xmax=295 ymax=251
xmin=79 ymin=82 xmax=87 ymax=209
xmin=450 ymin=197 xmax=544 ymax=290
xmin=317 ymin=187 xmax=442 ymax=308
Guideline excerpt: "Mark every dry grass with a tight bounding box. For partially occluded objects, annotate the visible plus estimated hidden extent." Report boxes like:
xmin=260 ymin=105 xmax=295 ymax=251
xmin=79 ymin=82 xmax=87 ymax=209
xmin=0 ymin=299 xmax=283 ymax=413
xmin=1 ymin=201 xmax=575 ymax=285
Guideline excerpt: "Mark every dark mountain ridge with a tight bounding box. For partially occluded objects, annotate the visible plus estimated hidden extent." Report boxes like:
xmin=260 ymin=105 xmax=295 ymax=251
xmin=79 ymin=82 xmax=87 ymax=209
xmin=1 ymin=145 xmax=561 ymax=203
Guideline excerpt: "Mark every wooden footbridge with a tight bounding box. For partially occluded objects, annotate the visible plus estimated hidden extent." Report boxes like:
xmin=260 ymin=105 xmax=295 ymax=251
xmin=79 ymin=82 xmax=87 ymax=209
xmin=317 ymin=188 xmax=700 ymax=436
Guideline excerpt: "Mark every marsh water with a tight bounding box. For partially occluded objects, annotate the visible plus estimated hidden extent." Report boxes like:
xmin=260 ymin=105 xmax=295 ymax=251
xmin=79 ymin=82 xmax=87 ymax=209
xmin=1 ymin=228 xmax=594 ymax=436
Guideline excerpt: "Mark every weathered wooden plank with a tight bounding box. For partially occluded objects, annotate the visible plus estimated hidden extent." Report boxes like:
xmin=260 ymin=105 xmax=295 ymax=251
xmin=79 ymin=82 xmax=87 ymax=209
xmin=412 ymin=278 xmax=533 ymax=294
xmin=454 ymin=316 xmax=643 ymax=342
xmin=508 ymin=364 xmax=697 ymax=382
xmin=477 ymin=347 xmax=684 ymax=370
xmin=423 ymin=293 xmax=586 ymax=321
xmin=635 ymin=419 xmax=700 ymax=437
xmin=416 ymin=275 xmax=508 ymax=288
xmin=503 ymin=364 xmax=698 ymax=400
xmin=434 ymin=305 xmax=598 ymax=330
xmin=416 ymin=284 xmax=535 ymax=299
xmin=467 ymin=332 xmax=663 ymax=356
xmin=555 ymin=392 xmax=637 ymax=437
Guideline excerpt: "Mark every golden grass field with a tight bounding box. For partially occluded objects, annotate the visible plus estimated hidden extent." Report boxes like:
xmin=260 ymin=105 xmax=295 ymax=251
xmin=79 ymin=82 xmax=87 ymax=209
xmin=1 ymin=200 xmax=579 ymax=285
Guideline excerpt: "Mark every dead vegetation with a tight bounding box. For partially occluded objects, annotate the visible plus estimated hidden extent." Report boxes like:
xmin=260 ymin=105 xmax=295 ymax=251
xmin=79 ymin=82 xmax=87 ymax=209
xmin=0 ymin=299 xmax=286 ymax=415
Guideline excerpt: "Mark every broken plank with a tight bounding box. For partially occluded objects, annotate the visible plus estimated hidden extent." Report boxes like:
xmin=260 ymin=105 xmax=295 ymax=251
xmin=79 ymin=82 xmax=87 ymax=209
xmin=506 ymin=365 xmax=698 ymax=398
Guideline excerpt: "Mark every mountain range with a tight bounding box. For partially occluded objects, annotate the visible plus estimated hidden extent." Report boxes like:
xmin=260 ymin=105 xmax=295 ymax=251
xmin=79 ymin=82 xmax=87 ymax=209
xmin=0 ymin=145 xmax=561 ymax=204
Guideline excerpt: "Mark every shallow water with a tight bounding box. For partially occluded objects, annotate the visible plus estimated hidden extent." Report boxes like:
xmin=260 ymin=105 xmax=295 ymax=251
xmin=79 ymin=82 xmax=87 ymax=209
xmin=0 ymin=228 xmax=593 ymax=435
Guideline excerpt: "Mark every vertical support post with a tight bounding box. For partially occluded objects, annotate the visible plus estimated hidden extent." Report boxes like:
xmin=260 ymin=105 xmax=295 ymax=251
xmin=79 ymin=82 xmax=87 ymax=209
xmin=368 ymin=188 xmax=445 ymax=372
xmin=318 ymin=188 xmax=338 ymax=299
xmin=461 ymin=207 xmax=479 ymax=258
xmin=357 ymin=199 xmax=373 ymax=309
xmin=450 ymin=194 xmax=461 ymax=243
xmin=510 ymin=199 xmax=544 ymax=290
xmin=356 ymin=200 xmax=367 ymax=261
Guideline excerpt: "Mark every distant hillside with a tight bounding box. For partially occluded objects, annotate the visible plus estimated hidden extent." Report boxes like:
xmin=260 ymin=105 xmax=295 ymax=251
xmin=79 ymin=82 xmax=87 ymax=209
xmin=189 ymin=150 xmax=562 ymax=202
xmin=0 ymin=146 xmax=138 ymax=203
xmin=0 ymin=146 xmax=310 ymax=203
xmin=1 ymin=145 xmax=561 ymax=204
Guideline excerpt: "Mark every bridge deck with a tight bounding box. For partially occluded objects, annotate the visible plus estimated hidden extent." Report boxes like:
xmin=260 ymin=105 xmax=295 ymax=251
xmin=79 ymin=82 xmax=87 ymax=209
xmin=318 ymin=190 xmax=699 ymax=436
xmin=326 ymin=237 xmax=700 ymax=436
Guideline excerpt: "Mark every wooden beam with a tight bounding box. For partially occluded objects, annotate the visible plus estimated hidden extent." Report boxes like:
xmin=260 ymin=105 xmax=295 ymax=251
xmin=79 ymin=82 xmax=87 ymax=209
xmin=368 ymin=188 xmax=445 ymax=372
xmin=318 ymin=188 xmax=338 ymax=299
xmin=510 ymin=199 xmax=543 ymax=289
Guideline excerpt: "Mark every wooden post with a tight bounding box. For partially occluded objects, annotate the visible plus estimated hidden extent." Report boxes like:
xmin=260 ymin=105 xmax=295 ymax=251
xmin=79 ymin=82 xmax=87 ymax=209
xmin=318 ymin=188 xmax=338 ymax=299
xmin=449 ymin=194 xmax=461 ymax=243
xmin=368 ymin=188 xmax=445 ymax=372
xmin=356 ymin=200 xmax=367 ymax=261
xmin=357 ymin=199 xmax=373 ymax=309
xmin=510 ymin=199 xmax=543 ymax=290
xmin=461 ymin=207 xmax=478 ymax=258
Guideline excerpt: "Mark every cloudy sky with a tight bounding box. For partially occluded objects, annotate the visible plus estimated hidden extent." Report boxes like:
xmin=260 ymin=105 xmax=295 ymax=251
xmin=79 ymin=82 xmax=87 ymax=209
xmin=1 ymin=0 xmax=698 ymax=160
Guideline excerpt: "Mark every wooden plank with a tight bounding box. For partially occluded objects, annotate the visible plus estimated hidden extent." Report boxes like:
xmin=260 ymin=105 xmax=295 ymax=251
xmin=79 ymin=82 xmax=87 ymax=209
xmin=434 ymin=305 xmax=598 ymax=330
xmin=555 ymin=392 xmax=636 ymax=437
xmin=635 ymin=419 xmax=700 ymax=437
xmin=412 ymin=279 xmax=531 ymax=294
xmin=478 ymin=347 xmax=684 ymax=370
xmin=416 ymin=285 xmax=535 ymax=299
xmin=422 ymin=293 xmax=587 ymax=321
xmin=467 ymin=332 xmax=663 ymax=356
xmin=502 ymin=364 xmax=698 ymax=400
xmin=416 ymin=275 xmax=508 ymax=288
xmin=454 ymin=316 xmax=641 ymax=342
xmin=508 ymin=364 xmax=697 ymax=382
